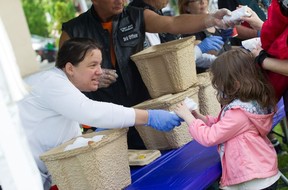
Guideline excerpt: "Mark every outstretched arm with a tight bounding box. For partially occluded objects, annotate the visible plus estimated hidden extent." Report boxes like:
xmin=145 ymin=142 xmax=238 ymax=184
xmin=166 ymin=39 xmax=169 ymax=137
xmin=262 ymin=58 xmax=288 ymax=76
xmin=144 ymin=8 xmax=232 ymax=35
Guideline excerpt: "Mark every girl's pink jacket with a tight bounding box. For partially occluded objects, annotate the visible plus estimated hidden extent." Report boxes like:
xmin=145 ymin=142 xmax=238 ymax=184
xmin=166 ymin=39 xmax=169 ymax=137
xmin=189 ymin=106 xmax=278 ymax=187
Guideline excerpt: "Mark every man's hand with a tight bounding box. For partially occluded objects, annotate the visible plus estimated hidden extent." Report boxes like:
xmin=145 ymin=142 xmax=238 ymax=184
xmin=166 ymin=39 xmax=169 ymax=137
xmin=98 ymin=69 xmax=118 ymax=88
xmin=207 ymin=8 xmax=234 ymax=29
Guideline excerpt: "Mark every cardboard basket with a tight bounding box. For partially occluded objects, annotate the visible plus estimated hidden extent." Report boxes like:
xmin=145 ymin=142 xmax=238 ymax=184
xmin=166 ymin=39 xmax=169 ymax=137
xmin=40 ymin=129 xmax=130 ymax=190
xmin=133 ymin=86 xmax=199 ymax=150
xmin=131 ymin=36 xmax=197 ymax=98
xmin=197 ymin=72 xmax=221 ymax=117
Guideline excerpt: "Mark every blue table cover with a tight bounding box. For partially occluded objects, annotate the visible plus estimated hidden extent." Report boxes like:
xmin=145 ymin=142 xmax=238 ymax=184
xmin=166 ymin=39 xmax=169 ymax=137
xmin=273 ymin=97 xmax=286 ymax=128
xmin=127 ymin=141 xmax=221 ymax=190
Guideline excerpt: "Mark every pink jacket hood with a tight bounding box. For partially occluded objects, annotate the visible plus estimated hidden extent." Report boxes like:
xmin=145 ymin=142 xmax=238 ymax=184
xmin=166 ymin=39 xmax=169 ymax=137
xmin=222 ymin=99 xmax=274 ymax=137
xmin=242 ymin=107 xmax=273 ymax=137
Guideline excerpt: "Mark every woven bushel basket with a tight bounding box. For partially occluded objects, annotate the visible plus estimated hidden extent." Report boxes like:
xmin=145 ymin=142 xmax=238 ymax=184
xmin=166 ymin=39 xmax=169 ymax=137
xmin=197 ymin=72 xmax=221 ymax=117
xmin=131 ymin=36 xmax=197 ymax=98
xmin=40 ymin=128 xmax=130 ymax=190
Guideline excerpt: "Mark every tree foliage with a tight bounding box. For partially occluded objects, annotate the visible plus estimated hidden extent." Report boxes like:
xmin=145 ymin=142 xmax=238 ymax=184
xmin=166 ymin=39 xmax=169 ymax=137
xmin=22 ymin=0 xmax=49 ymax=37
xmin=21 ymin=0 xmax=76 ymax=39
xmin=54 ymin=1 xmax=76 ymax=35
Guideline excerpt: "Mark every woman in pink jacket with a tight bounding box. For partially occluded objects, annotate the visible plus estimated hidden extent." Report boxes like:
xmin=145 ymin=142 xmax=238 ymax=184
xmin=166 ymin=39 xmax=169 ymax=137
xmin=175 ymin=48 xmax=280 ymax=189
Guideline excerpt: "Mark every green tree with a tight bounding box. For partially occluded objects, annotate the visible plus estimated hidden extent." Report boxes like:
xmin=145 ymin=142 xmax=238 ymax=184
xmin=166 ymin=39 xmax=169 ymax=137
xmin=22 ymin=0 xmax=76 ymax=41
xmin=53 ymin=1 xmax=76 ymax=35
xmin=22 ymin=0 xmax=49 ymax=37
xmin=170 ymin=0 xmax=179 ymax=15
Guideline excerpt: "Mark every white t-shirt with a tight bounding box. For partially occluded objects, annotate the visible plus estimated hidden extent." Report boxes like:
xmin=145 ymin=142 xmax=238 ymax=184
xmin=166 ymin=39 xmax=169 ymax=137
xmin=145 ymin=32 xmax=161 ymax=47
xmin=18 ymin=67 xmax=135 ymax=187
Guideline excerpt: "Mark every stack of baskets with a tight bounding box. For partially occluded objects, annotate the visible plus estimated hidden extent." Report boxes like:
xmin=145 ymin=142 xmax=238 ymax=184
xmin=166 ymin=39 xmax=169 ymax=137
xmin=131 ymin=36 xmax=220 ymax=150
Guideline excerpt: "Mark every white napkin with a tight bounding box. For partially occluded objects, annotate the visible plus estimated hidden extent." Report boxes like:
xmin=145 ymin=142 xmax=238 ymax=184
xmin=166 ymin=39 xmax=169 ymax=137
xmin=170 ymin=97 xmax=198 ymax=114
xmin=183 ymin=97 xmax=198 ymax=111
xmin=241 ymin=37 xmax=261 ymax=51
xmin=223 ymin=6 xmax=252 ymax=24
xmin=64 ymin=135 xmax=105 ymax=151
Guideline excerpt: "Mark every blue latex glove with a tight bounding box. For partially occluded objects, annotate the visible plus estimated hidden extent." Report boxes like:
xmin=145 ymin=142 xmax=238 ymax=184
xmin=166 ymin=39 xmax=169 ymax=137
xmin=197 ymin=36 xmax=224 ymax=53
xmin=147 ymin=110 xmax=182 ymax=131
xmin=220 ymin=29 xmax=233 ymax=42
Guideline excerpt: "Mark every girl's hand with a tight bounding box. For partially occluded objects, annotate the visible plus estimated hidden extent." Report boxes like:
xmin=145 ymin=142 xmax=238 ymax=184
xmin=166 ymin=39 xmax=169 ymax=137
xmin=240 ymin=6 xmax=264 ymax=31
xmin=251 ymin=45 xmax=263 ymax=57
xmin=174 ymin=102 xmax=195 ymax=125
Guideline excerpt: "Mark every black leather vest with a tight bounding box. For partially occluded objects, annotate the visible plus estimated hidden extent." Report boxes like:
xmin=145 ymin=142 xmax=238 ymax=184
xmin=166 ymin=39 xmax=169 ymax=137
xmin=62 ymin=6 xmax=150 ymax=106
xmin=128 ymin=1 xmax=180 ymax=45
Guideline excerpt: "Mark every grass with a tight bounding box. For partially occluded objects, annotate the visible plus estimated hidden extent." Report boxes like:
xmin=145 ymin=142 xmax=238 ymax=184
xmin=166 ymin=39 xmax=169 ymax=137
xmin=273 ymin=123 xmax=288 ymax=189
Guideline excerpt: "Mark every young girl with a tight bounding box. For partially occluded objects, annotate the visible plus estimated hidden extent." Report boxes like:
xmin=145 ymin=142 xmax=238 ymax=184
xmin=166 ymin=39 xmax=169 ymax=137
xmin=174 ymin=48 xmax=280 ymax=190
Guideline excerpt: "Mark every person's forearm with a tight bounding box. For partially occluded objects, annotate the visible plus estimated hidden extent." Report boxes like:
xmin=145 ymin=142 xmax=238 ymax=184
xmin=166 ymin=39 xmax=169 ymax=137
xmin=192 ymin=111 xmax=208 ymax=123
xmin=134 ymin=109 xmax=148 ymax=126
xmin=262 ymin=58 xmax=288 ymax=76
xmin=144 ymin=9 xmax=225 ymax=35
xmin=169 ymin=14 xmax=217 ymax=34
xmin=146 ymin=13 xmax=213 ymax=35
xmin=235 ymin=25 xmax=258 ymax=39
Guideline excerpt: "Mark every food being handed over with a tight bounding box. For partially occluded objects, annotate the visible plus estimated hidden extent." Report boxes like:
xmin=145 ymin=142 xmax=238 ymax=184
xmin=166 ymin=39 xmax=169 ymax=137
xmin=222 ymin=6 xmax=252 ymax=24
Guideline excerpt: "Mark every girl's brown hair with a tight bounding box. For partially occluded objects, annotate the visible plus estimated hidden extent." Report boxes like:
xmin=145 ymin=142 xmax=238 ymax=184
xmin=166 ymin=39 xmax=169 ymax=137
xmin=210 ymin=48 xmax=276 ymax=108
